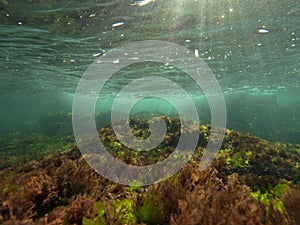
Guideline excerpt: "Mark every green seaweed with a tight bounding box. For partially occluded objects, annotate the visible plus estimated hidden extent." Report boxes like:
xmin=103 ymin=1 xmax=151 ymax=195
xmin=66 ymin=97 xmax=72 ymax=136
xmin=137 ymin=195 xmax=164 ymax=225
xmin=83 ymin=198 xmax=137 ymax=225
xmin=251 ymin=182 xmax=289 ymax=223
xmin=82 ymin=194 xmax=164 ymax=225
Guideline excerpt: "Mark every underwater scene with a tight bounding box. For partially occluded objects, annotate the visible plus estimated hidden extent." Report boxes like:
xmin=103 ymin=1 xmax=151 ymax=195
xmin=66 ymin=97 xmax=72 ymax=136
xmin=0 ymin=0 xmax=300 ymax=224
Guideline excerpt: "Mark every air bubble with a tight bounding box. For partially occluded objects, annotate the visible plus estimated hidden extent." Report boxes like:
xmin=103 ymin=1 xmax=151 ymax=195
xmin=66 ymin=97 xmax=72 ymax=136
xmin=112 ymin=22 xmax=124 ymax=27
xmin=93 ymin=52 xmax=101 ymax=58
xmin=194 ymin=49 xmax=199 ymax=58
xmin=131 ymin=0 xmax=155 ymax=6
xmin=113 ymin=59 xmax=120 ymax=64
xmin=258 ymin=28 xmax=270 ymax=34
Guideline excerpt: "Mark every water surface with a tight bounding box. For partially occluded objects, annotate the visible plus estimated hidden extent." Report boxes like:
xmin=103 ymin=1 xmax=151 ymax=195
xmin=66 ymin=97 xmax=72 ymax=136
xmin=0 ymin=0 xmax=299 ymax=143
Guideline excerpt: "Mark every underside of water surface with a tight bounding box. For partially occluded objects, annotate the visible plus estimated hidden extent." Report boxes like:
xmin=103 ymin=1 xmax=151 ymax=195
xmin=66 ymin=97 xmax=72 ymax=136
xmin=0 ymin=0 xmax=300 ymax=143
xmin=0 ymin=0 xmax=299 ymax=144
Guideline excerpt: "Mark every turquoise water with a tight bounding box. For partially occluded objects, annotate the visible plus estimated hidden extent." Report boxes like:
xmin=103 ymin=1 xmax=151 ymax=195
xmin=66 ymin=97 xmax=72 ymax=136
xmin=0 ymin=0 xmax=299 ymax=143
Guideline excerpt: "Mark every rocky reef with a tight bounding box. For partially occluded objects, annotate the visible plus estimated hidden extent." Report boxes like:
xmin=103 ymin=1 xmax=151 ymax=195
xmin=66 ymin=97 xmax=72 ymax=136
xmin=0 ymin=117 xmax=299 ymax=224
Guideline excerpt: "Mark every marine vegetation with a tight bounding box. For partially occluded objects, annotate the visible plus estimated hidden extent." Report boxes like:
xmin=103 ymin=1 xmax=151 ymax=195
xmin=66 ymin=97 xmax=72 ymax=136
xmin=0 ymin=128 xmax=75 ymax=170
xmin=0 ymin=117 xmax=299 ymax=225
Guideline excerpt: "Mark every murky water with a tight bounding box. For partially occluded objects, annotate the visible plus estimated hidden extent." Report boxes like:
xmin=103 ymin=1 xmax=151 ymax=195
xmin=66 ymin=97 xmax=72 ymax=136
xmin=0 ymin=0 xmax=299 ymax=143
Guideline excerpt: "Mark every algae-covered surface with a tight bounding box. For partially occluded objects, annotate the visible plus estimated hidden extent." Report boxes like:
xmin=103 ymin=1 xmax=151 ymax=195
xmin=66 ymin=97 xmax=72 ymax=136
xmin=1 ymin=0 xmax=300 ymax=224
xmin=0 ymin=117 xmax=299 ymax=225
